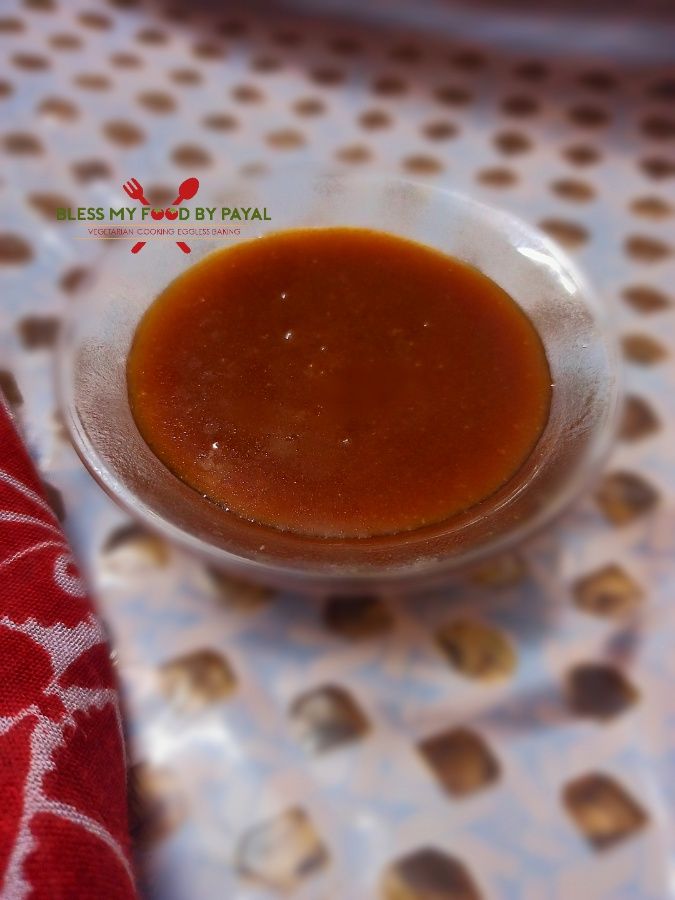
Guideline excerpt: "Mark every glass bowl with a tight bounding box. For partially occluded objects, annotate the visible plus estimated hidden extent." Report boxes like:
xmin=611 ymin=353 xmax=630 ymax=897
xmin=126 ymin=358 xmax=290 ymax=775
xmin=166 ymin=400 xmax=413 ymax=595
xmin=58 ymin=171 xmax=619 ymax=592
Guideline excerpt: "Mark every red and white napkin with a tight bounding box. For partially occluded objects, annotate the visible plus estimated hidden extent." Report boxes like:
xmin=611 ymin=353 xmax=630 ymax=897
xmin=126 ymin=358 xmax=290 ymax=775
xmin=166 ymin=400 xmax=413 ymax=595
xmin=0 ymin=400 xmax=136 ymax=899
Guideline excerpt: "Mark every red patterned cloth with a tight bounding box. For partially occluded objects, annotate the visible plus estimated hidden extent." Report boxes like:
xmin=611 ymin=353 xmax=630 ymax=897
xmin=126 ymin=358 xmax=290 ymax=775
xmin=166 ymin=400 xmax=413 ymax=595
xmin=0 ymin=400 xmax=136 ymax=899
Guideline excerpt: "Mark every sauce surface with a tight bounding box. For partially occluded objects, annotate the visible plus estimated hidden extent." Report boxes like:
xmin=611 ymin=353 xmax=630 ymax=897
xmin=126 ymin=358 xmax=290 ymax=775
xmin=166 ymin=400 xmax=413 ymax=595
xmin=127 ymin=228 xmax=552 ymax=538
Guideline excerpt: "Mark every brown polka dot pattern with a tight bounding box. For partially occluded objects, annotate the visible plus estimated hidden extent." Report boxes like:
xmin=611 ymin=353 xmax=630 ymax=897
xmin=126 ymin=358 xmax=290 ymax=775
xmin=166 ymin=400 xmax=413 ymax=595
xmin=578 ymin=70 xmax=617 ymax=92
xmin=358 ymin=109 xmax=391 ymax=130
xmin=231 ymin=83 xmax=263 ymax=103
xmin=208 ymin=570 xmax=272 ymax=612
xmin=514 ymin=61 xmax=549 ymax=82
xmin=159 ymin=649 xmax=237 ymax=712
xmin=128 ymin=764 xmax=187 ymax=850
xmin=0 ymin=233 xmax=33 ymax=265
xmin=450 ymin=49 xmax=485 ymax=71
xmin=436 ymin=619 xmax=516 ymax=681
xmin=265 ymin=128 xmax=305 ymax=150
xmin=137 ymin=91 xmax=176 ymax=114
xmin=171 ymin=143 xmax=212 ymax=167
xmin=49 ymin=33 xmax=82 ymax=51
xmin=289 ymin=685 xmax=369 ymax=754
xmin=74 ymin=73 xmax=111 ymax=91
xmin=382 ymin=849 xmax=482 ymax=900
xmin=110 ymin=52 xmax=142 ymax=69
xmin=470 ymin=553 xmax=526 ymax=588
xmin=388 ymin=43 xmax=420 ymax=64
xmin=28 ymin=192 xmax=73 ymax=219
xmin=17 ymin=315 xmax=60 ymax=349
xmin=103 ymin=119 xmax=145 ymax=147
xmin=251 ymin=55 xmax=280 ymax=73
xmin=171 ymin=68 xmax=202 ymax=86
xmin=624 ymin=235 xmax=671 ymax=263
xmin=322 ymin=596 xmax=392 ymax=640
xmin=573 ymin=564 xmax=644 ymax=619
xmin=621 ymin=333 xmax=668 ymax=365
xmin=235 ymin=808 xmax=329 ymax=891
xmin=564 ymin=144 xmax=601 ymax=166
xmin=622 ymin=285 xmax=672 ymax=313
xmin=329 ymin=36 xmax=362 ymax=57
xmin=418 ymin=728 xmax=500 ymax=797
xmin=23 ymin=0 xmax=56 ymax=9
xmin=3 ymin=132 xmax=43 ymax=155
xmin=477 ymin=167 xmax=518 ymax=188
xmin=551 ymin=178 xmax=595 ymax=202
xmin=619 ymin=395 xmax=661 ymax=442
xmin=336 ymin=143 xmax=371 ymax=164
xmin=641 ymin=115 xmax=675 ymax=140
xmin=136 ymin=27 xmax=167 ymax=46
xmin=568 ymin=105 xmax=610 ymax=127
xmin=273 ymin=28 xmax=303 ymax=47
xmin=563 ymin=774 xmax=648 ymax=849
xmin=238 ymin=161 xmax=267 ymax=178
xmin=0 ymin=370 xmax=23 ymax=406
xmin=595 ymin=471 xmax=659 ymax=525
xmin=77 ymin=11 xmax=112 ymax=30
xmin=162 ymin=7 xmax=188 ymax=23
xmin=630 ymin=196 xmax=673 ymax=218
xmin=640 ymin=156 xmax=675 ymax=179
xmin=71 ymin=158 xmax=112 ymax=183
xmin=202 ymin=113 xmax=237 ymax=131
xmin=12 ymin=53 xmax=50 ymax=71
xmin=372 ymin=75 xmax=407 ymax=96
xmin=403 ymin=154 xmax=444 ymax=175
xmin=101 ymin=523 xmax=169 ymax=569
xmin=193 ymin=41 xmax=226 ymax=62
xmin=311 ymin=67 xmax=345 ymax=87
xmin=649 ymin=77 xmax=675 ymax=101
xmin=423 ymin=119 xmax=458 ymax=141
xmin=216 ymin=19 xmax=247 ymax=37
xmin=539 ymin=218 xmax=589 ymax=249
xmin=501 ymin=95 xmax=539 ymax=117
xmin=435 ymin=84 xmax=472 ymax=106
xmin=59 ymin=265 xmax=89 ymax=294
xmin=0 ymin=17 xmax=24 ymax=32
xmin=494 ymin=130 xmax=532 ymax=155
xmin=293 ymin=97 xmax=325 ymax=117
xmin=567 ymin=664 xmax=639 ymax=720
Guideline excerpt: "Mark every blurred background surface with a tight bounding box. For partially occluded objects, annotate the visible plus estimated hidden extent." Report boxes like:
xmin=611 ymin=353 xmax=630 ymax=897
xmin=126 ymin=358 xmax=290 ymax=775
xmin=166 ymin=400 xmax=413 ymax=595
xmin=1 ymin=1 xmax=675 ymax=898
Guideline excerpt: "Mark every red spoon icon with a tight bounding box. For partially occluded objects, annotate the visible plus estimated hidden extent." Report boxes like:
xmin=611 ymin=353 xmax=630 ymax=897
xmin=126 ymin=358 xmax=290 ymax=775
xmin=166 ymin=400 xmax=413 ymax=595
xmin=171 ymin=177 xmax=199 ymax=253
xmin=172 ymin=177 xmax=199 ymax=206
xmin=130 ymin=177 xmax=200 ymax=254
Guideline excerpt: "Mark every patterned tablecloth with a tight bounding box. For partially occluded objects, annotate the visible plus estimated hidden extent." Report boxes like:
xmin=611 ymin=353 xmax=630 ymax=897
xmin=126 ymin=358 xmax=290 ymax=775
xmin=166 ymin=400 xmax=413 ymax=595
xmin=2 ymin=1 xmax=675 ymax=897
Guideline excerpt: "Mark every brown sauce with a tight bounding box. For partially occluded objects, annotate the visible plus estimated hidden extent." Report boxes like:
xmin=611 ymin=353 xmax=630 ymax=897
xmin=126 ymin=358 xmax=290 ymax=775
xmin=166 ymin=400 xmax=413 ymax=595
xmin=127 ymin=228 xmax=552 ymax=538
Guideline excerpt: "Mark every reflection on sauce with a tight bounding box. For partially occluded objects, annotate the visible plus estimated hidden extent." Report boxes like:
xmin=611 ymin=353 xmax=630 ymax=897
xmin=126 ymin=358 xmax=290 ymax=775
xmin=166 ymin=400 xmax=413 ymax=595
xmin=127 ymin=228 xmax=552 ymax=538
